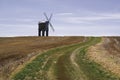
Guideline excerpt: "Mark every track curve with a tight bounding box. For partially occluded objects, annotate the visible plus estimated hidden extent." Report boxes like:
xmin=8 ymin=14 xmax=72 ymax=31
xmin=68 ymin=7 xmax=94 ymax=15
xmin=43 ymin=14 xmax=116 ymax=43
xmin=12 ymin=37 xmax=119 ymax=80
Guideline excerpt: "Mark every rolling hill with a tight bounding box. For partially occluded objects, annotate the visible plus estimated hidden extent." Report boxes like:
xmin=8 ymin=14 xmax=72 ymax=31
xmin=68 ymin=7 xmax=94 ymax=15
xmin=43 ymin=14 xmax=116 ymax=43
xmin=0 ymin=36 xmax=120 ymax=80
xmin=0 ymin=36 xmax=84 ymax=80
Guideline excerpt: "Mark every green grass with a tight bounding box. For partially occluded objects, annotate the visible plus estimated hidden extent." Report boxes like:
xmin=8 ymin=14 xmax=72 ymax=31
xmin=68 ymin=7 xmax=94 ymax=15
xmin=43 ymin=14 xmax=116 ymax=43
xmin=13 ymin=50 xmax=57 ymax=80
xmin=54 ymin=37 xmax=97 ymax=80
xmin=76 ymin=38 xmax=120 ymax=80
xmin=12 ymin=37 xmax=120 ymax=80
xmin=12 ymin=41 xmax=83 ymax=80
xmin=12 ymin=37 xmax=86 ymax=80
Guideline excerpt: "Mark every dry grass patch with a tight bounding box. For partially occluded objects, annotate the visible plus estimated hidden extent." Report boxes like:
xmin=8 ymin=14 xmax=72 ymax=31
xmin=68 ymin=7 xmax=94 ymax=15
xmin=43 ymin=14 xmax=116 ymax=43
xmin=87 ymin=38 xmax=120 ymax=77
xmin=0 ymin=36 xmax=84 ymax=79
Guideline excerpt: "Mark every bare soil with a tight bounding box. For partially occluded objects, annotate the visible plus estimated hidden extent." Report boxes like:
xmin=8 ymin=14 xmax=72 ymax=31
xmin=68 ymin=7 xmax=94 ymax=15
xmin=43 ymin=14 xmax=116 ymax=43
xmin=0 ymin=36 xmax=84 ymax=79
xmin=103 ymin=37 xmax=120 ymax=56
xmin=87 ymin=37 xmax=120 ymax=77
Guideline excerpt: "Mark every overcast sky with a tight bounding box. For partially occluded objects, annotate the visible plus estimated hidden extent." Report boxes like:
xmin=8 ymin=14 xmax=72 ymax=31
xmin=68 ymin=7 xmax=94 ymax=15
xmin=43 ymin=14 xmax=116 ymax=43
xmin=0 ymin=0 xmax=120 ymax=37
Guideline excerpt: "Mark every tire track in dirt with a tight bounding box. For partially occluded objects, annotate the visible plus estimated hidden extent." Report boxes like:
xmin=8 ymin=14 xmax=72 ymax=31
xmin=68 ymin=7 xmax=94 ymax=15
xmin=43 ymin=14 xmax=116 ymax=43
xmin=16 ymin=37 xmax=120 ymax=80
xmin=69 ymin=38 xmax=89 ymax=80
xmin=54 ymin=37 xmax=103 ymax=80
xmin=70 ymin=47 xmax=88 ymax=80
xmin=34 ymin=38 xmax=89 ymax=80
xmin=54 ymin=38 xmax=91 ymax=80
xmin=70 ymin=37 xmax=88 ymax=68
xmin=13 ymin=37 xmax=104 ymax=80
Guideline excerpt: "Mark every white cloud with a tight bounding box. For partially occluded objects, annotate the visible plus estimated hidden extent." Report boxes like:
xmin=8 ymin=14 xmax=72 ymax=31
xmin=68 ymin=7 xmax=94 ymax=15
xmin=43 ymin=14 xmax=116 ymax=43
xmin=1 ymin=11 xmax=120 ymax=36
xmin=0 ymin=24 xmax=34 ymax=28
xmin=56 ymin=12 xmax=120 ymax=24
xmin=0 ymin=18 xmax=38 ymax=22
xmin=56 ymin=13 xmax=73 ymax=16
xmin=52 ymin=25 xmax=120 ymax=36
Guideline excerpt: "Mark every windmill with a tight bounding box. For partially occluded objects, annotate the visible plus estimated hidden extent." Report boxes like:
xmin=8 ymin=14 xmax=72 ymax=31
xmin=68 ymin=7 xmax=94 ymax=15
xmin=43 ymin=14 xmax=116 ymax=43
xmin=38 ymin=13 xmax=55 ymax=36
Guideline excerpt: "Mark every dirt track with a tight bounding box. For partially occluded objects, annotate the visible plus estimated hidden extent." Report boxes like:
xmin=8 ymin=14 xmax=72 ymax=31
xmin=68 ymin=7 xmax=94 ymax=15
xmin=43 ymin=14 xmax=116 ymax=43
xmin=12 ymin=37 xmax=120 ymax=80
xmin=0 ymin=37 xmax=120 ymax=80
xmin=0 ymin=36 xmax=84 ymax=79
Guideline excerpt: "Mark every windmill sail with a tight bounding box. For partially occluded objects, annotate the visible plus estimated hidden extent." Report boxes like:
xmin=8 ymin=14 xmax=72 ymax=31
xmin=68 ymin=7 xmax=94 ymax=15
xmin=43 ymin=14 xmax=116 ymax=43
xmin=44 ymin=13 xmax=55 ymax=32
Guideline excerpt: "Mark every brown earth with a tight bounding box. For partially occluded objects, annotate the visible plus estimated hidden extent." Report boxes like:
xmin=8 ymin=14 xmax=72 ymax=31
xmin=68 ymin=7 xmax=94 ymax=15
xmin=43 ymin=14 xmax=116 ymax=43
xmin=87 ymin=37 xmax=120 ymax=77
xmin=1 ymin=36 xmax=120 ymax=79
xmin=0 ymin=36 xmax=84 ymax=79
xmin=103 ymin=37 xmax=120 ymax=56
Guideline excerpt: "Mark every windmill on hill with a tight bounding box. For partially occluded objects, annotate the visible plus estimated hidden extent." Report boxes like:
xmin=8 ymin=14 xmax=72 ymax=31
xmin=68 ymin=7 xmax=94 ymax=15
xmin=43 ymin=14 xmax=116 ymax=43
xmin=38 ymin=13 xmax=55 ymax=36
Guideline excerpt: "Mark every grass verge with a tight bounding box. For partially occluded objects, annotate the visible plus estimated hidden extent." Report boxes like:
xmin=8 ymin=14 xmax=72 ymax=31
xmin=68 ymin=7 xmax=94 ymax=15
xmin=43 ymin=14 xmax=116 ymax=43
xmin=12 ymin=37 xmax=120 ymax=80
xmin=76 ymin=38 xmax=120 ymax=80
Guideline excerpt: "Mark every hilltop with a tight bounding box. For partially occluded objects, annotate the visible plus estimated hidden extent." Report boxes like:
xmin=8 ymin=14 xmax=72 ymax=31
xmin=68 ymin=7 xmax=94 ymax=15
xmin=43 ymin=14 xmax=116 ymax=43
xmin=0 ymin=36 xmax=120 ymax=80
xmin=0 ymin=36 xmax=84 ymax=79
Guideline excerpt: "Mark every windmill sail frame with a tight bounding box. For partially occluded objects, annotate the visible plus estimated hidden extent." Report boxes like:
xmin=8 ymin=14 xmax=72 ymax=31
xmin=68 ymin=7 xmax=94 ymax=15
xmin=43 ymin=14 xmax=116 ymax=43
xmin=38 ymin=13 xmax=55 ymax=36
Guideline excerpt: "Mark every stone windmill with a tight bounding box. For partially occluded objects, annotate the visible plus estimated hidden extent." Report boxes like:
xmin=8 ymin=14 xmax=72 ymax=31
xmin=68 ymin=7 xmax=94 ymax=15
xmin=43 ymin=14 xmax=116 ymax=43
xmin=38 ymin=13 xmax=54 ymax=36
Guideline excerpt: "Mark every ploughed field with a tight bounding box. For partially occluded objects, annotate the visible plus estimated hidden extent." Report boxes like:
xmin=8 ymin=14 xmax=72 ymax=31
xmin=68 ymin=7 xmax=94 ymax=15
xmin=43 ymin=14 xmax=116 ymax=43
xmin=0 ymin=36 xmax=84 ymax=80
xmin=0 ymin=36 xmax=120 ymax=80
